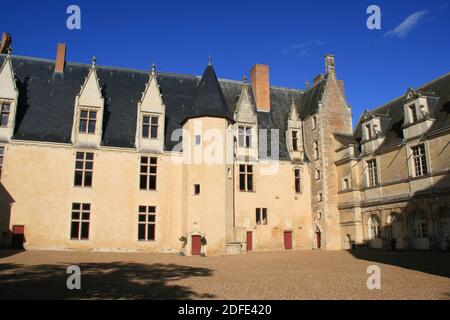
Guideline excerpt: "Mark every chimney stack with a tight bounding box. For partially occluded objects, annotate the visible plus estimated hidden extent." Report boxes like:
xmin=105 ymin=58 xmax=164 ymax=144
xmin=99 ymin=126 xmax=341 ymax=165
xmin=250 ymin=64 xmax=270 ymax=112
xmin=55 ymin=43 xmax=67 ymax=73
xmin=0 ymin=32 xmax=12 ymax=54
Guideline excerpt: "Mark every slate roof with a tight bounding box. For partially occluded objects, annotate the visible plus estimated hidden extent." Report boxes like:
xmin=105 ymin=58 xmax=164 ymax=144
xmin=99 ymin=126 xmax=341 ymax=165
xmin=0 ymin=54 xmax=327 ymax=160
xmin=354 ymin=72 xmax=450 ymax=152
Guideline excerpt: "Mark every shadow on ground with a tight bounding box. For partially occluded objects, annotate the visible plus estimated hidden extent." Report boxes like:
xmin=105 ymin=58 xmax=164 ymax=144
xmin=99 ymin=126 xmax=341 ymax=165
xmin=0 ymin=262 xmax=215 ymax=300
xmin=349 ymin=249 xmax=450 ymax=278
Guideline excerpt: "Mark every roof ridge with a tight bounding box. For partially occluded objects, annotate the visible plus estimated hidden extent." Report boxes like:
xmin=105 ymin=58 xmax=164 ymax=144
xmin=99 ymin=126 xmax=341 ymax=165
xmin=371 ymin=71 xmax=450 ymax=112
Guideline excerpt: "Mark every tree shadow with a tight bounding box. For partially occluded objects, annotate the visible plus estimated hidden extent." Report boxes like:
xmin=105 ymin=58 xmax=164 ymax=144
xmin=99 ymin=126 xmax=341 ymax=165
xmin=0 ymin=262 xmax=215 ymax=300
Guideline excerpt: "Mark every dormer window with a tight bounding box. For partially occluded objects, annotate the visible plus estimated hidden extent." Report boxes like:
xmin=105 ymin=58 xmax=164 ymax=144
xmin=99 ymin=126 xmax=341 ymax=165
xmin=409 ymin=104 xmax=418 ymax=123
xmin=238 ymin=126 xmax=252 ymax=148
xmin=142 ymin=115 xmax=159 ymax=139
xmin=0 ymin=102 xmax=10 ymax=127
xmin=79 ymin=110 xmax=97 ymax=134
xmin=365 ymin=123 xmax=373 ymax=140
xmin=292 ymin=130 xmax=299 ymax=151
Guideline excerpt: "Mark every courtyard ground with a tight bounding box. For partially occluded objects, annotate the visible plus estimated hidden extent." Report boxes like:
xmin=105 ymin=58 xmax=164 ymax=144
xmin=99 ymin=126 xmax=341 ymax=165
xmin=0 ymin=249 xmax=449 ymax=300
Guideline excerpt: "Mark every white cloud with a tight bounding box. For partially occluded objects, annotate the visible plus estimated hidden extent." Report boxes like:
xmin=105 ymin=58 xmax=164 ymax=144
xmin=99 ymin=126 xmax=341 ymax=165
xmin=385 ymin=10 xmax=428 ymax=38
xmin=283 ymin=39 xmax=323 ymax=55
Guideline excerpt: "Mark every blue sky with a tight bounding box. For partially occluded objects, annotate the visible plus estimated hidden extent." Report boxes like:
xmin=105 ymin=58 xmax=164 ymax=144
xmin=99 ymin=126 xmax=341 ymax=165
xmin=1 ymin=0 xmax=449 ymax=127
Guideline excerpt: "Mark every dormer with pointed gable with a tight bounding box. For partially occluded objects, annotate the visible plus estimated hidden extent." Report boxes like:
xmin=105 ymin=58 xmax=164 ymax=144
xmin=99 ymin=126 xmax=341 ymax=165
xmin=71 ymin=57 xmax=104 ymax=148
xmin=135 ymin=63 xmax=166 ymax=153
xmin=287 ymin=98 xmax=304 ymax=161
xmin=0 ymin=51 xmax=19 ymax=142
xmin=360 ymin=109 xmax=390 ymax=154
xmin=234 ymin=76 xmax=258 ymax=161
xmin=402 ymin=87 xmax=437 ymax=140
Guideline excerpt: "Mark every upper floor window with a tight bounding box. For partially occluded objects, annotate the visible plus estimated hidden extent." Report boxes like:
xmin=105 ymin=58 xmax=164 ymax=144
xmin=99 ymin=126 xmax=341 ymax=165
xmin=71 ymin=203 xmax=90 ymax=240
xmin=314 ymin=141 xmax=320 ymax=160
xmin=79 ymin=110 xmax=97 ymax=134
xmin=195 ymin=135 xmax=201 ymax=146
xmin=315 ymin=169 xmax=321 ymax=181
xmin=411 ymin=144 xmax=428 ymax=177
xmin=256 ymin=208 xmax=268 ymax=225
xmin=342 ymin=177 xmax=350 ymax=190
xmin=0 ymin=102 xmax=10 ymax=127
xmin=194 ymin=184 xmax=201 ymax=195
xmin=292 ymin=130 xmax=299 ymax=151
xmin=142 ymin=115 xmax=159 ymax=139
xmin=294 ymin=168 xmax=301 ymax=193
xmin=140 ymin=156 xmax=157 ymax=190
xmin=138 ymin=206 xmax=156 ymax=241
xmin=74 ymin=152 xmax=94 ymax=187
xmin=409 ymin=105 xmax=418 ymax=123
xmin=367 ymin=159 xmax=379 ymax=187
xmin=238 ymin=126 xmax=252 ymax=148
xmin=312 ymin=115 xmax=317 ymax=130
xmin=239 ymin=164 xmax=253 ymax=192
xmin=365 ymin=124 xmax=373 ymax=140
xmin=0 ymin=146 xmax=4 ymax=178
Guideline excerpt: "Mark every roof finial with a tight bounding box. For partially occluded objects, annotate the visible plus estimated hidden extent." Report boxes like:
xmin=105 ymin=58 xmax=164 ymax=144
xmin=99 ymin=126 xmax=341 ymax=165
xmin=151 ymin=62 xmax=156 ymax=77
xmin=208 ymin=54 xmax=212 ymax=66
xmin=243 ymin=75 xmax=247 ymax=84
xmin=304 ymin=79 xmax=310 ymax=89
xmin=91 ymin=55 xmax=96 ymax=68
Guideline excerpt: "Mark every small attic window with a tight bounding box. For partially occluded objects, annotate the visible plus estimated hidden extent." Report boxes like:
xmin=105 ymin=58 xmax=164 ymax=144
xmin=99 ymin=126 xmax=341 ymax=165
xmin=365 ymin=123 xmax=373 ymax=140
xmin=195 ymin=135 xmax=201 ymax=145
xmin=292 ymin=130 xmax=299 ymax=151
xmin=0 ymin=102 xmax=11 ymax=127
xmin=409 ymin=105 xmax=418 ymax=123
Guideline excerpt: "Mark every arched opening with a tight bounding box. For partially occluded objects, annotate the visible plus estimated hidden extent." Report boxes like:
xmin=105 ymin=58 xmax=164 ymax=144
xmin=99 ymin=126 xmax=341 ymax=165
xmin=344 ymin=234 xmax=352 ymax=250
xmin=411 ymin=211 xmax=430 ymax=250
xmin=386 ymin=212 xmax=403 ymax=250
xmin=368 ymin=214 xmax=382 ymax=249
xmin=436 ymin=207 xmax=450 ymax=251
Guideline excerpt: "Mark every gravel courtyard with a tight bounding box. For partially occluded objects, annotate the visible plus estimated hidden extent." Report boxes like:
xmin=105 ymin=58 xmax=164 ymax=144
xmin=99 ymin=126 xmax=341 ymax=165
xmin=0 ymin=249 xmax=449 ymax=300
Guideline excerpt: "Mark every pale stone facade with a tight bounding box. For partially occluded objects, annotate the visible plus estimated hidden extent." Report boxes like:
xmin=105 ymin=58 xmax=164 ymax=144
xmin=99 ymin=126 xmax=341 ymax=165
xmin=0 ymin=37 xmax=448 ymax=255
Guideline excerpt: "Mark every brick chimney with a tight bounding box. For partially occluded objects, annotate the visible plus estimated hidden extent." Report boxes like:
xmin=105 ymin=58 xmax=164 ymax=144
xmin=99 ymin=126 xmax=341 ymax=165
xmin=250 ymin=64 xmax=270 ymax=112
xmin=0 ymin=32 xmax=12 ymax=53
xmin=55 ymin=43 xmax=67 ymax=73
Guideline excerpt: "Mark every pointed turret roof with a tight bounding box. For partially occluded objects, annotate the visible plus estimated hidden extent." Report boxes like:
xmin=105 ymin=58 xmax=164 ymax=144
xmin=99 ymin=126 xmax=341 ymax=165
xmin=182 ymin=64 xmax=233 ymax=124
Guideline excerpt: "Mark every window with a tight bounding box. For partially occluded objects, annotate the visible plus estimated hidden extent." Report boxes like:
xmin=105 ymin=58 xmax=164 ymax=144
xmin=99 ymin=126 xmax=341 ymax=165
xmin=74 ymin=152 xmax=94 ymax=187
xmin=79 ymin=110 xmax=97 ymax=134
xmin=292 ymin=130 xmax=299 ymax=152
xmin=365 ymin=124 xmax=372 ymax=140
xmin=238 ymin=126 xmax=252 ymax=148
xmin=411 ymin=144 xmax=428 ymax=177
xmin=195 ymin=135 xmax=201 ymax=145
xmin=239 ymin=164 xmax=253 ymax=191
xmin=194 ymin=184 xmax=201 ymax=195
xmin=138 ymin=206 xmax=156 ymax=241
xmin=409 ymin=105 xmax=418 ymax=123
xmin=312 ymin=115 xmax=317 ymax=130
xmin=294 ymin=169 xmax=301 ymax=193
xmin=256 ymin=208 xmax=268 ymax=225
xmin=71 ymin=203 xmax=90 ymax=240
xmin=314 ymin=141 xmax=319 ymax=160
xmin=142 ymin=115 xmax=159 ymax=139
xmin=368 ymin=215 xmax=381 ymax=239
xmin=0 ymin=102 xmax=10 ymax=127
xmin=315 ymin=169 xmax=321 ymax=181
xmin=367 ymin=159 xmax=378 ymax=187
xmin=0 ymin=146 xmax=4 ymax=178
xmin=140 ymin=156 xmax=157 ymax=190
xmin=318 ymin=193 xmax=323 ymax=202
xmin=343 ymin=178 xmax=350 ymax=190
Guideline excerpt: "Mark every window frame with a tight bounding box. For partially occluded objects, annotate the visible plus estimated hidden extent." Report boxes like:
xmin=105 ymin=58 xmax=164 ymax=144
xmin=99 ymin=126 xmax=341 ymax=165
xmin=78 ymin=109 xmax=97 ymax=135
xmin=292 ymin=130 xmax=299 ymax=152
xmin=366 ymin=159 xmax=379 ymax=187
xmin=239 ymin=164 xmax=254 ymax=192
xmin=70 ymin=203 xmax=91 ymax=241
xmin=411 ymin=144 xmax=429 ymax=177
xmin=238 ymin=125 xmax=253 ymax=148
xmin=0 ymin=101 xmax=11 ymax=128
xmin=294 ymin=168 xmax=301 ymax=193
xmin=140 ymin=156 xmax=158 ymax=191
xmin=256 ymin=208 xmax=268 ymax=225
xmin=142 ymin=114 xmax=159 ymax=140
xmin=74 ymin=152 xmax=94 ymax=187
xmin=409 ymin=104 xmax=418 ymax=123
xmin=313 ymin=140 xmax=320 ymax=160
xmin=138 ymin=206 xmax=156 ymax=241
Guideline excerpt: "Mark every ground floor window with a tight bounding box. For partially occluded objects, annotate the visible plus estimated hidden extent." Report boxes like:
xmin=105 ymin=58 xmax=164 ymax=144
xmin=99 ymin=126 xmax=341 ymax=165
xmin=71 ymin=203 xmax=90 ymax=240
xmin=138 ymin=206 xmax=156 ymax=241
xmin=256 ymin=208 xmax=268 ymax=225
xmin=368 ymin=215 xmax=381 ymax=239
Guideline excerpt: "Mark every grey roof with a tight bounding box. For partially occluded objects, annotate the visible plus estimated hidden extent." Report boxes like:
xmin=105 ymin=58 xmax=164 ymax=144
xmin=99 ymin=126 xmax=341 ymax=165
xmin=0 ymin=54 xmax=327 ymax=160
xmin=354 ymin=72 xmax=450 ymax=151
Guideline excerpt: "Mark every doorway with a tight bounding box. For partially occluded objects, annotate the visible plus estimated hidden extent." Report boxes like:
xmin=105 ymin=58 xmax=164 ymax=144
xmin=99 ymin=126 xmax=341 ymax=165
xmin=191 ymin=235 xmax=202 ymax=256
xmin=246 ymin=231 xmax=253 ymax=251
xmin=11 ymin=225 xmax=25 ymax=250
xmin=284 ymin=231 xmax=293 ymax=250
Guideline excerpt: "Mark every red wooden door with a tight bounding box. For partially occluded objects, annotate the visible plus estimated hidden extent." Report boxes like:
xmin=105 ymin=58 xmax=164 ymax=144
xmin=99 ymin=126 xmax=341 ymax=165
xmin=191 ymin=235 xmax=202 ymax=256
xmin=284 ymin=231 xmax=292 ymax=250
xmin=316 ymin=232 xmax=321 ymax=249
xmin=246 ymin=231 xmax=253 ymax=251
xmin=11 ymin=225 xmax=25 ymax=250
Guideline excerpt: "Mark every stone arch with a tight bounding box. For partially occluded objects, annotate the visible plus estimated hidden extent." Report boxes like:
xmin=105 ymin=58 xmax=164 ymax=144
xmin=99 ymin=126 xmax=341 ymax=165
xmin=368 ymin=214 xmax=382 ymax=249
xmin=409 ymin=210 xmax=430 ymax=250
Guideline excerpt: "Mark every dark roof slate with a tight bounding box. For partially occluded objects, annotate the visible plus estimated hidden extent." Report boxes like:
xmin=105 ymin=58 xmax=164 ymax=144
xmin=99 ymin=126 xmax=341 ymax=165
xmin=1 ymin=54 xmax=327 ymax=160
